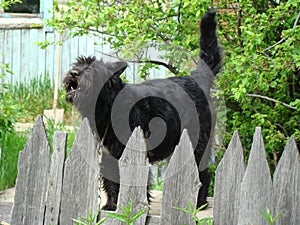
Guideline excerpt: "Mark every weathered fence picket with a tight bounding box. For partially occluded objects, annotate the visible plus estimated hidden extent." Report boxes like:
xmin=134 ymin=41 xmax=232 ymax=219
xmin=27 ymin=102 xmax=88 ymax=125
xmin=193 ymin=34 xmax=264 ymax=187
xmin=10 ymin=116 xmax=300 ymax=225
xmin=44 ymin=132 xmax=67 ymax=225
xmin=237 ymin=127 xmax=273 ymax=225
xmin=11 ymin=116 xmax=50 ymax=225
xmin=214 ymin=128 xmax=300 ymax=225
xmin=213 ymin=131 xmax=245 ymax=225
xmin=160 ymin=129 xmax=201 ymax=225
xmin=103 ymin=127 xmax=149 ymax=225
xmin=272 ymin=137 xmax=300 ymax=225
xmin=59 ymin=118 xmax=100 ymax=225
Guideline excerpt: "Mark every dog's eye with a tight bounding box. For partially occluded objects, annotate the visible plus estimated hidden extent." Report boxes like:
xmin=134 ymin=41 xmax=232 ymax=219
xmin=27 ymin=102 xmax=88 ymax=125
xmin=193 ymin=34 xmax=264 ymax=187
xmin=70 ymin=70 xmax=79 ymax=77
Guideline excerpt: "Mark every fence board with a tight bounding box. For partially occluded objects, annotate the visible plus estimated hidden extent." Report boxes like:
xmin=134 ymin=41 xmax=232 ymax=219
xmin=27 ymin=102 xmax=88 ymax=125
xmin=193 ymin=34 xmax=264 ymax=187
xmin=11 ymin=115 xmax=50 ymax=225
xmin=103 ymin=127 xmax=149 ymax=225
xmin=4 ymin=30 xmax=13 ymax=83
xmin=272 ymin=137 xmax=300 ymax=225
xmin=160 ymin=129 xmax=201 ymax=225
xmin=44 ymin=131 xmax=67 ymax=225
xmin=11 ymin=29 xmax=21 ymax=84
xmin=20 ymin=29 xmax=31 ymax=80
xmin=59 ymin=118 xmax=100 ymax=225
xmin=45 ymin=31 xmax=55 ymax=82
xmin=214 ymin=131 xmax=244 ymax=225
xmin=237 ymin=127 xmax=272 ymax=225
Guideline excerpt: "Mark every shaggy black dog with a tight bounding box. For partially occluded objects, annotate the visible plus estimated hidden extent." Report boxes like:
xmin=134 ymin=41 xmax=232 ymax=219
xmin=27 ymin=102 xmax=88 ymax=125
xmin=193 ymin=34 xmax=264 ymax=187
xmin=63 ymin=10 xmax=221 ymax=211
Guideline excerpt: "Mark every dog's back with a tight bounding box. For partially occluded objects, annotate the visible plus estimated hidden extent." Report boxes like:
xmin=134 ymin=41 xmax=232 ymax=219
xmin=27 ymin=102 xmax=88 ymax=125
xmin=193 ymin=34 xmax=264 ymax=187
xmin=118 ymin=10 xmax=221 ymax=162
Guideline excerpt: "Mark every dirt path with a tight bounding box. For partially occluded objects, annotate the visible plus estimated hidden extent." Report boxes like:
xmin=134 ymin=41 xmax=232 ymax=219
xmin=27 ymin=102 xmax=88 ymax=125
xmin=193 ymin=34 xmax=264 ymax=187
xmin=0 ymin=187 xmax=213 ymax=224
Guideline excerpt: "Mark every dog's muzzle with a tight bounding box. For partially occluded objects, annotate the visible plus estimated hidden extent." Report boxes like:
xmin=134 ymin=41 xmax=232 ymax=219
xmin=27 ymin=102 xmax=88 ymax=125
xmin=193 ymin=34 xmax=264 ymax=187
xmin=64 ymin=75 xmax=80 ymax=103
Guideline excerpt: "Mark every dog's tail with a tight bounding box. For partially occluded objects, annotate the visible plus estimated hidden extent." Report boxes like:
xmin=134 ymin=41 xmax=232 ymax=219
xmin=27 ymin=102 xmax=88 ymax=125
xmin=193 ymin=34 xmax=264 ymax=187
xmin=199 ymin=10 xmax=221 ymax=76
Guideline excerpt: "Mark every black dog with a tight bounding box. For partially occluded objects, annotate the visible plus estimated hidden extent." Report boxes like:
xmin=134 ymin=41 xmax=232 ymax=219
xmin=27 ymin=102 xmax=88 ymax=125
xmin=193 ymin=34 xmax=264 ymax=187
xmin=63 ymin=10 xmax=221 ymax=211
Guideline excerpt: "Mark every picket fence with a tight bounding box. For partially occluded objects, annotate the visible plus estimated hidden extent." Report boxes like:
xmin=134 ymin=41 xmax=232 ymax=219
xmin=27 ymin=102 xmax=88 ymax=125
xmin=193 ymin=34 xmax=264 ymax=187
xmin=10 ymin=115 xmax=300 ymax=225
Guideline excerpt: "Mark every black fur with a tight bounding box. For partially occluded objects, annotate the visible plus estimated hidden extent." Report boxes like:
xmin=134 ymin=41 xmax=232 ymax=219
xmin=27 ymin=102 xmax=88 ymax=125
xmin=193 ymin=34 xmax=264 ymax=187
xmin=63 ymin=10 xmax=221 ymax=211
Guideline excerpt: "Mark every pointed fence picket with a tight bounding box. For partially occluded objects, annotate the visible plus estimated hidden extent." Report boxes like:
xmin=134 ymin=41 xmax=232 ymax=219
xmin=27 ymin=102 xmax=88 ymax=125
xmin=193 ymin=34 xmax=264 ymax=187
xmin=213 ymin=131 xmax=244 ymax=225
xmin=10 ymin=116 xmax=300 ymax=225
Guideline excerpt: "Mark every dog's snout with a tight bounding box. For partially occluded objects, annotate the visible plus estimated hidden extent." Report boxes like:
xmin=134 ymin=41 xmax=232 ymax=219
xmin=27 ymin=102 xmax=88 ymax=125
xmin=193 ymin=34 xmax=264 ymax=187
xmin=70 ymin=70 xmax=79 ymax=77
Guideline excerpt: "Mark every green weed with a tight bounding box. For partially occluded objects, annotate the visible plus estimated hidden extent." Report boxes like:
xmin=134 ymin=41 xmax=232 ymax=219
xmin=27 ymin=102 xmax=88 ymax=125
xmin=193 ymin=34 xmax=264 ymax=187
xmin=73 ymin=211 xmax=106 ymax=225
xmin=259 ymin=208 xmax=283 ymax=225
xmin=73 ymin=201 xmax=148 ymax=225
xmin=175 ymin=202 xmax=213 ymax=225
xmin=104 ymin=200 xmax=148 ymax=225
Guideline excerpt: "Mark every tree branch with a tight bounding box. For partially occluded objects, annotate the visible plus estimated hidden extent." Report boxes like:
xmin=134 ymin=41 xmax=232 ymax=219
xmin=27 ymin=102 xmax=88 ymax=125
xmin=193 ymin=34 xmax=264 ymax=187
xmin=96 ymin=50 xmax=179 ymax=74
xmin=177 ymin=0 xmax=182 ymax=24
xmin=262 ymin=10 xmax=300 ymax=53
xmin=246 ymin=93 xmax=297 ymax=110
xmin=128 ymin=59 xmax=179 ymax=74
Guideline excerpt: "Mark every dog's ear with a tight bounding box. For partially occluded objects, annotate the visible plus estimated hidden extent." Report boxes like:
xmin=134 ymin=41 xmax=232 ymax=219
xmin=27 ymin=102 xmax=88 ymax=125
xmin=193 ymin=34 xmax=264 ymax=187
xmin=108 ymin=61 xmax=128 ymax=77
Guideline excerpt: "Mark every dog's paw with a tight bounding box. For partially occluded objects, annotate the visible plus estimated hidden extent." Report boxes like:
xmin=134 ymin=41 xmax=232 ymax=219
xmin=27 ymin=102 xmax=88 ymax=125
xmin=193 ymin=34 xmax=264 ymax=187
xmin=197 ymin=200 xmax=209 ymax=210
xmin=101 ymin=203 xmax=117 ymax=211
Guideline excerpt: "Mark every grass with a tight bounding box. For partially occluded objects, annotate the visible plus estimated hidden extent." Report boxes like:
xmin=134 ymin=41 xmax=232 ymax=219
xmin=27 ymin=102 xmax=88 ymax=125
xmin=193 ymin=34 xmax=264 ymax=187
xmin=259 ymin=208 xmax=283 ymax=225
xmin=0 ymin=131 xmax=27 ymax=190
xmin=0 ymin=120 xmax=77 ymax=191
xmin=0 ymin=74 xmax=80 ymax=191
xmin=10 ymin=75 xmax=74 ymax=124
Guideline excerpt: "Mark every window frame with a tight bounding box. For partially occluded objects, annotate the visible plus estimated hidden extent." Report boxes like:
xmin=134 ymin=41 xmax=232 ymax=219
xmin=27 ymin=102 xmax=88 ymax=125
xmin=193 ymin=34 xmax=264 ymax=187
xmin=0 ymin=0 xmax=42 ymax=19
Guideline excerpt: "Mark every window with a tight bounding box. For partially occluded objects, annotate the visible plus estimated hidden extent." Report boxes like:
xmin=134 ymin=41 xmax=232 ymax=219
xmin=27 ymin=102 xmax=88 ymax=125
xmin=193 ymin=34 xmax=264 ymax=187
xmin=5 ymin=0 xmax=40 ymax=14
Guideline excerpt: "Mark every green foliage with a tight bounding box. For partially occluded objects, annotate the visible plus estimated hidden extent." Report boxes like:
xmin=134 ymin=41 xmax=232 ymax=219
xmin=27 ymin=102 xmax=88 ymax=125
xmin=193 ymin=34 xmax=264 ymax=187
xmin=73 ymin=201 xmax=147 ymax=225
xmin=73 ymin=211 xmax=107 ymax=225
xmin=104 ymin=200 xmax=148 ymax=225
xmin=259 ymin=208 xmax=283 ymax=225
xmin=175 ymin=202 xmax=213 ymax=225
xmin=44 ymin=0 xmax=212 ymax=77
xmin=217 ymin=1 xmax=300 ymax=169
xmin=0 ymin=63 xmax=22 ymax=142
xmin=0 ymin=0 xmax=21 ymax=9
xmin=45 ymin=0 xmax=299 ymax=173
xmin=0 ymin=131 xmax=27 ymax=190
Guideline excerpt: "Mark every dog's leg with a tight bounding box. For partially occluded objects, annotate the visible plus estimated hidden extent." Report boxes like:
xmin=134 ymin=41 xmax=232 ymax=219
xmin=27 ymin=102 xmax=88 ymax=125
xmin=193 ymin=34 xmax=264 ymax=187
xmin=197 ymin=168 xmax=211 ymax=209
xmin=101 ymin=177 xmax=119 ymax=211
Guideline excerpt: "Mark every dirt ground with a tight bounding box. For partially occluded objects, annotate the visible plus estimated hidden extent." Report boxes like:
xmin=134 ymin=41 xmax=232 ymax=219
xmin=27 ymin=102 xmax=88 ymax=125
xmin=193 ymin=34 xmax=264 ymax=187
xmin=0 ymin=187 xmax=213 ymax=224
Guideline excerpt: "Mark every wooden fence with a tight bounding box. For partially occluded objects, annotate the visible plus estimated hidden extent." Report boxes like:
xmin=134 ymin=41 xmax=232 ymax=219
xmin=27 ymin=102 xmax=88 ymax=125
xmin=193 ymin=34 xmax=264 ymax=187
xmin=10 ymin=116 xmax=300 ymax=225
xmin=0 ymin=25 xmax=166 ymax=85
xmin=214 ymin=128 xmax=300 ymax=225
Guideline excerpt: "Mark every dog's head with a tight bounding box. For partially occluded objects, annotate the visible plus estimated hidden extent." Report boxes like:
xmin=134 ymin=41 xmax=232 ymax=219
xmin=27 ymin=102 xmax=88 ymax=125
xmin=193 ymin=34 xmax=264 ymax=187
xmin=63 ymin=56 xmax=96 ymax=103
xmin=63 ymin=56 xmax=127 ymax=105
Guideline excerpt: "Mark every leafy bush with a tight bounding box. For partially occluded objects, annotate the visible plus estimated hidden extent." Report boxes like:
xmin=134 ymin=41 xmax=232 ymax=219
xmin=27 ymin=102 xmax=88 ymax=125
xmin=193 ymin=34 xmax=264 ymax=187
xmin=217 ymin=1 xmax=300 ymax=170
xmin=0 ymin=63 xmax=22 ymax=143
